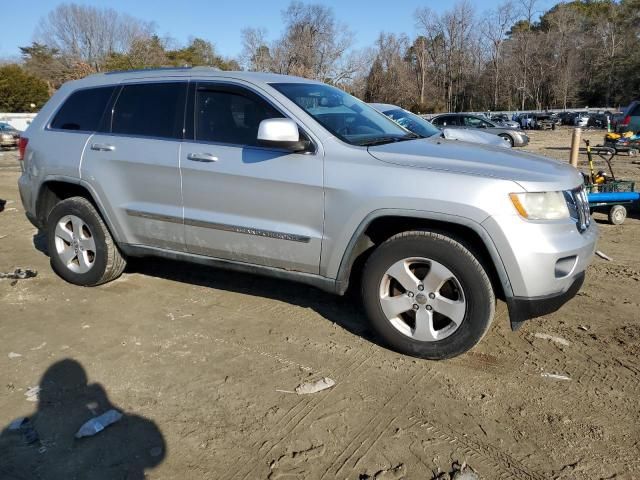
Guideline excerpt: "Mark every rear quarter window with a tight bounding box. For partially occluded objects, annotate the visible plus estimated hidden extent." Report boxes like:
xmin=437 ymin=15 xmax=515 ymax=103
xmin=50 ymin=86 xmax=116 ymax=132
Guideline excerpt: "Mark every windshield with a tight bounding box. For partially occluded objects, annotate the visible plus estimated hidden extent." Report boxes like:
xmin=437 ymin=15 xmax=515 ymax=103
xmin=381 ymin=109 xmax=440 ymax=138
xmin=271 ymin=83 xmax=417 ymax=146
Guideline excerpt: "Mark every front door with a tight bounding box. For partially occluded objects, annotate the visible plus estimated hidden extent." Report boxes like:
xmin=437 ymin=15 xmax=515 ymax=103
xmin=180 ymin=82 xmax=324 ymax=274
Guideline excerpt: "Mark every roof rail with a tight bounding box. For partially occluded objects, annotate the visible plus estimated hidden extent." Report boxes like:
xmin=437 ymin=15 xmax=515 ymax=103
xmin=104 ymin=66 xmax=223 ymax=75
xmin=104 ymin=66 xmax=197 ymax=75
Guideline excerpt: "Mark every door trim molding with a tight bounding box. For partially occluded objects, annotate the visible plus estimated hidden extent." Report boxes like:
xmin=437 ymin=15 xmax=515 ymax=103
xmin=125 ymin=209 xmax=311 ymax=243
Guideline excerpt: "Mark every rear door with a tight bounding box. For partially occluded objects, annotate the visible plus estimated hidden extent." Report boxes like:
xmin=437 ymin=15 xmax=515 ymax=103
xmin=180 ymin=81 xmax=324 ymax=273
xmin=45 ymin=86 xmax=117 ymax=179
xmin=81 ymin=81 xmax=187 ymax=251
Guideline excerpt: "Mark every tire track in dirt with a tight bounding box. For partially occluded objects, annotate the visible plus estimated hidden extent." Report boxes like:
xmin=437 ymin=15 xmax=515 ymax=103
xmin=412 ymin=420 xmax=548 ymax=480
xmin=229 ymin=346 xmax=374 ymax=480
xmin=323 ymin=370 xmax=428 ymax=479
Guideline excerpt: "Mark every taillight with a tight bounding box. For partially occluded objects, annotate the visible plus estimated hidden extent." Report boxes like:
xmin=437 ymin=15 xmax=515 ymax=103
xmin=621 ymin=115 xmax=630 ymax=126
xmin=18 ymin=137 xmax=28 ymax=161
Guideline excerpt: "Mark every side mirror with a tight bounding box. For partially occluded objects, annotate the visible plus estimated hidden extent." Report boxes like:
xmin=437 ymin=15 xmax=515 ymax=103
xmin=257 ymin=118 xmax=310 ymax=152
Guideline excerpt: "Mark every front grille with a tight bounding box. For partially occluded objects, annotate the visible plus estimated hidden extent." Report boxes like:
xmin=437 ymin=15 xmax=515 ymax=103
xmin=564 ymin=186 xmax=590 ymax=232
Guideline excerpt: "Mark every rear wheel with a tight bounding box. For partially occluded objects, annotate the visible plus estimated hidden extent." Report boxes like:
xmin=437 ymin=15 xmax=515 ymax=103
xmin=47 ymin=197 xmax=126 ymax=286
xmin=361 ymin=231 xmax=495 ymax=359
xmin=608 ymin=205 xmax=627 ymax=225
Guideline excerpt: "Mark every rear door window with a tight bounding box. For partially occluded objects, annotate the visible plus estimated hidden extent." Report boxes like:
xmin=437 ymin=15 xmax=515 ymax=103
xmin=111 ymin=83 xmax=187 ymax=139
xmin=193 ymin=84 xmax=283 ymax=146
xmin=50 ymin=86 xmax=116 ymax=131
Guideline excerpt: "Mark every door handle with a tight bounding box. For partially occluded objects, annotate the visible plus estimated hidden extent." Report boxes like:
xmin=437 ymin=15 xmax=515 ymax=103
xmin=187 ymin=153 xmax=218 ymax=163
xmin=91 ymin=143 xmax=115 ymax=152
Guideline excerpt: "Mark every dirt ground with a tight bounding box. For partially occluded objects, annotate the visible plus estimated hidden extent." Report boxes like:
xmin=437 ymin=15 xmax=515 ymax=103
xmin=1 ymin=128 xmax=639 ymax=480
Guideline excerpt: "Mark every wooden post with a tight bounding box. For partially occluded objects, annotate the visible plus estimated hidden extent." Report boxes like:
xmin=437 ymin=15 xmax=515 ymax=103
xmin=570 ymin=128 xmax=581 ymax=168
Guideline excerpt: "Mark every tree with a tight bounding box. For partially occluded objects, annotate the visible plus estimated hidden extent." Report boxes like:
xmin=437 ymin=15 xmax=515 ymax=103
xmin=35 ymin=3 xmax=154 ymax=71
xmin=241 ymin=28 xmax=273 ymax=71
xmin=0 ymin=65 xmax=50 ymax=112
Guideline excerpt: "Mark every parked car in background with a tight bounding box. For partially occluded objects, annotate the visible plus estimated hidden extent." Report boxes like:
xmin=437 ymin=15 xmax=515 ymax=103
xmin=489 ymin=114 xmax=520 ymax=129
xmin=18 ymin=68 xmax=596 ymax=359
xmin=431 ymin=113 xmax=529 ymax=147
xmin=370 ymin=104 xmax=511 ymax=148
xmin=515 ymin=113 xmax=535 ymax=129
xmin=0 ymin=122 xmax=20 ymax=149
xmin=611 ymin=112 xmax=625 ymax=131
xmin=530 ymin=114 xmax=555 ymax=130
xmin=574 ymin=113 xmax=589 ymax=127
xmin=617 ymin=101 xmax=640 ymax=133
xmin=588 ymin=113 xmax=610 ymax=129
xmin=557 ymin=112 xmax=577 ymax=126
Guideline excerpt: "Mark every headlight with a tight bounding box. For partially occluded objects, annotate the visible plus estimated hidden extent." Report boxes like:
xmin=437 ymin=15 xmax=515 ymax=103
xmin=1 ymin=134 xmax=11 ymax=141
xmin=509 ymin=192 xmax=570 ymax=220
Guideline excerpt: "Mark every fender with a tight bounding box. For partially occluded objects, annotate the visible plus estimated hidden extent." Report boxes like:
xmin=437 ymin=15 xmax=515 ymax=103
xmin=36 ymin=175 xmax=125 ymax=245
xmin=334 ymin=208 xmax=515 ymax=304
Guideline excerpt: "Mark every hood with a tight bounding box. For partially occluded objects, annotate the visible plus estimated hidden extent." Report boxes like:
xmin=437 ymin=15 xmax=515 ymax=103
xmin=441 ymin=128 xmax=510 ymax=148
xmin=368 ymin=137 xmax=583 ymax=192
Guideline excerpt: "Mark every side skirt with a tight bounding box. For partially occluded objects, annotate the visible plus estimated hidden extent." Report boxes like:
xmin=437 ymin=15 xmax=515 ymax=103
xmin=119 ymin=244 xmax=339 ymax=294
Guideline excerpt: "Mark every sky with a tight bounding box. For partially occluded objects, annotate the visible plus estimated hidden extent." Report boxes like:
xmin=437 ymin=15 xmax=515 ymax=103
xmin=0 ymin=0 xmax=554 ymax=60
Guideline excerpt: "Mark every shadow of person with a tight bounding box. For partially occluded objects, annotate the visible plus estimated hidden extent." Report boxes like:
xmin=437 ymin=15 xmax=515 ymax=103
xmin=0 ymin=359 xmax=166 ymax=480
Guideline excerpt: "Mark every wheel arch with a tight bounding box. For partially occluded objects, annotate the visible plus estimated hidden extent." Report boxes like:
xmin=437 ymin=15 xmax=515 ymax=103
xmin=334 ymin=210 xmax=514 ymax=303
xmin=35 ymin=177 xmax=123 ymax=243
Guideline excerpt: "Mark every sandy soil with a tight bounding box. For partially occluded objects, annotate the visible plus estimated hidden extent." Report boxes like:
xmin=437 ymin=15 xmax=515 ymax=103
xmin=0 ymin=128 xmax=638 ymax=480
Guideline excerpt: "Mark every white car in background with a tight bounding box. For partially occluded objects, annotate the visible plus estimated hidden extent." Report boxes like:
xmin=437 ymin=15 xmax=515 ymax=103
xmin=574 ymin=113 xmax=590 ymax=127
xmin=370 ymin=103 xmax=511 ymax=148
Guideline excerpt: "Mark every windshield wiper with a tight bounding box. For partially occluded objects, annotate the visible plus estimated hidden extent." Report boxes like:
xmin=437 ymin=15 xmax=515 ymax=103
xmin=359 ymin=134 xmax=420 ymax=147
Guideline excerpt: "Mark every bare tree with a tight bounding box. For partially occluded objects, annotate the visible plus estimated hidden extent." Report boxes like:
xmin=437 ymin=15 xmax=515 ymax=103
xmin=35 ymin=3 xmax=153 ymax=71
xmin=271 ymin=2 xmax=354 ymax=83
xmin=481 ymin=1 xmax=514 ymax=109
xmin=240 ymin=27 xmax=272 ymax=71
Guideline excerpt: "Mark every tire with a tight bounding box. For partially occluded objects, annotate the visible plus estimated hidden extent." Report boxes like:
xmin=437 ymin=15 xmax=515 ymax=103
xmin=46 ymin=196 xmax=126 ymax=286
xmin=499 ymin=134 xmax=514 ymax=147
xmin=608 ymin=205 xmax=627 ymax=225
xmin=361 ymin=231 xmax=495 ymax=360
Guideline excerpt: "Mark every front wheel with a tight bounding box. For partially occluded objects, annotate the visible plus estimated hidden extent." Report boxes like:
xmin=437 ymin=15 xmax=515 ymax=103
xmin=361 ymin=231 xmax=495 ymax=360
xmin=499 ymin=134 xmax=514 ymax=147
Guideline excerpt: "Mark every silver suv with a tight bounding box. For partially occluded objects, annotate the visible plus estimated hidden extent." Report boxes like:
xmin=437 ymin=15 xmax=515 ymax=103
xmin=18 ymin=68 xmax=597 ymax=359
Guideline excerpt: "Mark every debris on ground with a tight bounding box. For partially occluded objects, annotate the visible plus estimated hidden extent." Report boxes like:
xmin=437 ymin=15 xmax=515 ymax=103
xmin=431 ymin=462 xmax=479 ymax=480
xmin=534 ymin=333 xmax=571 ymax=346
xmin=595 ymin=250 xmax=612 ymax=261
xmin=8 ymin=352 xmax=22 ymax=359
xmin=541 ymin=372 xmax=571 ymax=381
xmin=24 ymin=386 xmax=41 ymax=402
xmin=277 ymin=377 xmax=336 ymax=395
xmin=578 ymin=325 xmax=589 ymax=331
xmin=75 ymin=409 xmax=123 ymax=438
xmin=375 ymin=463 xmax=406 ymax=480
xmin=0 ymin=268 xmax=38 ymax=280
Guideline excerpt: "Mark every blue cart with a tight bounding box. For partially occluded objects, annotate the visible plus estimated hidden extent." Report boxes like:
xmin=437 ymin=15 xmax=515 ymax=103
xmin=588 ymin=186 xmax=639 ymax=225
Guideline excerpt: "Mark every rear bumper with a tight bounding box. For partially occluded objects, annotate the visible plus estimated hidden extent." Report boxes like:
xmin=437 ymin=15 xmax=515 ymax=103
xmin=507 ymin=271 xmax=585 ymax=330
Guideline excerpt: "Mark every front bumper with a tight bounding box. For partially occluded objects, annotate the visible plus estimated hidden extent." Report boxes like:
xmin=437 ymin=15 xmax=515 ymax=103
xmin=507 ymin=271 xmax=585 ymax=330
